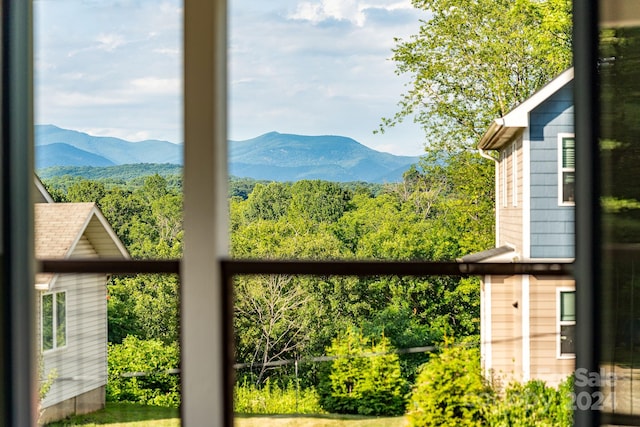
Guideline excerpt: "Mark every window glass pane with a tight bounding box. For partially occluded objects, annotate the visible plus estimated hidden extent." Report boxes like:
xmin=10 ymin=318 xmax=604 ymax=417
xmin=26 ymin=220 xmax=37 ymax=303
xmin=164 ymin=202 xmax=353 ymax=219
xmin=563 ymin=172 xmax=575 ymax=203
xmin=34 ymin=1 xmax=183 ymax=423
xmin=599 ymin=5 xmax=640 ymax=418
xmin=561 ymin=291 xmax=576 ymax=322
xmin=562 ymin=137 xmax=575 ymax=169
xmin=560 ymin=324 xmax=575 ymax=355
xmin=42 ymin=293 xmax=53 ymax=351
xmin=56 ymin=292 xmax=66 ymax=348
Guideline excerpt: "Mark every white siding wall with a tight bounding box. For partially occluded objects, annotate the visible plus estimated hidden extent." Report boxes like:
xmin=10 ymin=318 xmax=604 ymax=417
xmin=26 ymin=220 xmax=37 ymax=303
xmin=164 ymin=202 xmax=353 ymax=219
xmin=42 ymin=236 xmax=108 ymax=408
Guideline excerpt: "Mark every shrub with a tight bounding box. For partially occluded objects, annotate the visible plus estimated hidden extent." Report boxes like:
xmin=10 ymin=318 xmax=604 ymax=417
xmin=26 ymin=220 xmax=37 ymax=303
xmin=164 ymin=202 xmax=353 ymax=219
xmin=319 ymin=327 xmax=407 ymax=416
xmin=406 ymin=343 xmax=492 ymax=427
xmin=234 ymin=378 xmax=324 ymax=414
xmin=487 ymin=376 xmax=573 ymax=427
xmin=107 ymin=336 xmax=180 ymax=407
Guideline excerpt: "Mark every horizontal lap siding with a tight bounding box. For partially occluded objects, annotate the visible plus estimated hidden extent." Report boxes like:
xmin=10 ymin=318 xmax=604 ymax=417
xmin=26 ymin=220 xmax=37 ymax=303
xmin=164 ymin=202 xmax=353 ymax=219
xmin=529 ymin=83 xmax=575 ymax=259
xmin=529 ymin=276 xmax=574 ymax=386
xmin=490 ymin=276 xmax=523 ymax=384
xmin=42 ymin=236 xmax=108 ymax=408
xmin=498 ymin=137 xmax=523 ymax=250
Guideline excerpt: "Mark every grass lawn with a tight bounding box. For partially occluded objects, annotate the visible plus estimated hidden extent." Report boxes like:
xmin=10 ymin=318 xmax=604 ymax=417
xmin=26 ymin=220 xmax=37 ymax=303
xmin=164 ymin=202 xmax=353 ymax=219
xmin=45 ymin=403 xmax=407 ymax=427
xmin=45 ymin=403 xmax=180 ymax=427
xmin=235 ymin=414 xmax=408 ymax=427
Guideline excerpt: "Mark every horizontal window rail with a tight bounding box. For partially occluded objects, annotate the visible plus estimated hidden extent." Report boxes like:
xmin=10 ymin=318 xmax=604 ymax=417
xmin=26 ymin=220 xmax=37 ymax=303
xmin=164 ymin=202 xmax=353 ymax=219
xmin=37 ymin=259 xmax=181 ymax=274
xmin=37 ymin=258 xmax=573 ymax=277
xmin=220 ymin=259 xmax=573 ymax=277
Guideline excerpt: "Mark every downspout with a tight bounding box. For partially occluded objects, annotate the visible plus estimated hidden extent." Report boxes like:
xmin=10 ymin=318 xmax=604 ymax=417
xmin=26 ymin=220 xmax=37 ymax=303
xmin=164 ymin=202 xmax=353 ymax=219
xmin=477 ymin=146 xmax=499 ymax=383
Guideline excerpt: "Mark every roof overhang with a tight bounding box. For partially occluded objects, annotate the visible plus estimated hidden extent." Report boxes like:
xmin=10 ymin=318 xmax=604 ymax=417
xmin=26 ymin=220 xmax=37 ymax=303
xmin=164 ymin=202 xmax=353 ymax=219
xmin=457 ymin=245 xmax=518 ymax=263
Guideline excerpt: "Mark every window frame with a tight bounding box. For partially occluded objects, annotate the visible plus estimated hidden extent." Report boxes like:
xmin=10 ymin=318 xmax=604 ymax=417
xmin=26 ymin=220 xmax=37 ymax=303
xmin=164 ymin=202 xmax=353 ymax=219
xmin=558 ymin=133 xmax=576 ymax=206
xmin=41 ymin=290 xmax=66 ymax=352
xmin=557 ymin=288 xmax=576 ymax=359
xmin=0 ymin=0 xmax=610 ymax=425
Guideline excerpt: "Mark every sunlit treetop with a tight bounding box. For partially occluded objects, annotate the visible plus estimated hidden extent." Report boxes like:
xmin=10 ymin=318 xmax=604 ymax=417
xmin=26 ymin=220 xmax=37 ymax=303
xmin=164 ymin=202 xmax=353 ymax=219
xmin=380 ymin=0 xmax=572 ymax=151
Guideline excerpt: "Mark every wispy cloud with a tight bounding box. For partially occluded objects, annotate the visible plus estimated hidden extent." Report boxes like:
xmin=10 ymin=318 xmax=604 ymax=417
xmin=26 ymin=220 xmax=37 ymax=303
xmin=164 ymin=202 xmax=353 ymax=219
xmin=35 ymin=0 xmax=426 ymax=155
xmin=130 ymin=77 xmax=180 ymax=95
xmin=289 ymin=0 xmax=414 ymax=26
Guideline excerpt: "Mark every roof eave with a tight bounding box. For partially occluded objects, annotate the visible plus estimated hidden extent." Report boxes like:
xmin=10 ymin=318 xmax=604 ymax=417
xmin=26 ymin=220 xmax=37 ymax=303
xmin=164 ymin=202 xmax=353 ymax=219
xmin=477 ymin=119 xmax=525 ymax=150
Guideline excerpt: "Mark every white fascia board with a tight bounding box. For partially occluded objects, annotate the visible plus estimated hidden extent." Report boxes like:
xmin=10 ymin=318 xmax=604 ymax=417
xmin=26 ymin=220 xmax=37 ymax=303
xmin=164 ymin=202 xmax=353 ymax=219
xmin=88 ymin=206 xmax=131 ymax=259
xmin=65 ymin=205 xmax=130 ymax=260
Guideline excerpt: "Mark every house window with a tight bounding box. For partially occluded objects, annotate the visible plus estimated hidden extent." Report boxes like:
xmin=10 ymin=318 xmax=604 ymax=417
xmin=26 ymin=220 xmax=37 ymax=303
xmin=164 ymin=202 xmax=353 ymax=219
xmin=42 ymin=291 xmax=66 ymax=351
xmin=558 ymin=289 xmax=575 ymax=357
xmin=558 ymin=134 xmax=575 ymax=205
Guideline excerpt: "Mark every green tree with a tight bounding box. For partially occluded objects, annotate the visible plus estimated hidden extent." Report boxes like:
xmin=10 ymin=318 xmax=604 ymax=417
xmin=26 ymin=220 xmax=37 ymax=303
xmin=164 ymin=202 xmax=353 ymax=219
xmin=66 ymin=180 xmax=106 ymax=204
xmin=243 ymin=182 xmax=292 ymax=222
xmin=320 ymin=327 xmax=407 ymax=416
xmin=289 ymin=180 xmax=352 ymax=223
xmin=487 ymin=377 xmax=573 ymax=427
xmin=381 ymin=0 xmax=572 ymax=150
xmin=407 ymin=343 xmax=492 ymax=427
xmin=108 ymin=275 xmax=180 ymax=345
xmin=107 ymin=336 xmax=180 ymax=407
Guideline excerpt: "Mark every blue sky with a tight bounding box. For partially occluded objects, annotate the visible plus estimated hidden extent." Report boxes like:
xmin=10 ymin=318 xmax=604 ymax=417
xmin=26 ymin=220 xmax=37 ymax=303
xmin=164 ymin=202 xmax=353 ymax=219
xmin=35 ymin=0 xmax=427 ymax=156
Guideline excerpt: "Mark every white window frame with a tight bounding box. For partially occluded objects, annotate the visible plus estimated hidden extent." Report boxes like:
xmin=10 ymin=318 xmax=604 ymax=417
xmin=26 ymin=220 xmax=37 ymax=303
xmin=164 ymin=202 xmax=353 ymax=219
xmin=41 ymin=291 xmax=67 ymax=352
xmin=558 ymin=133 xmax=575 ymax=206
xmin=557 ymin=288 xmax=576 ymax=359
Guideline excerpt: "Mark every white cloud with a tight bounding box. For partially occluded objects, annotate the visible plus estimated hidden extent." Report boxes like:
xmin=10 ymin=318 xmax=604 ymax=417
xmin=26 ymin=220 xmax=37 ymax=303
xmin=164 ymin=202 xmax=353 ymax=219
xmin=289 ymin=0 xmax=414 ymax=26
xmin=290 ymin=0 xmax=365 ymax=26
xmin=34 ymin=0 xmax=426 ymax=155
xmin=96 ymin=33 xmax=126 ymax=51
xmin=130 ymin=77 xmax=180 ymax=95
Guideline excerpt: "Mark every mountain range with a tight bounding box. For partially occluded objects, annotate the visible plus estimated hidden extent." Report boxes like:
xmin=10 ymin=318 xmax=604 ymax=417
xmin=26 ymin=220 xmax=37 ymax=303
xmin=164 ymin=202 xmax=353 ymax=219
xmin=35 ymin=125 xmax=420 ymax=183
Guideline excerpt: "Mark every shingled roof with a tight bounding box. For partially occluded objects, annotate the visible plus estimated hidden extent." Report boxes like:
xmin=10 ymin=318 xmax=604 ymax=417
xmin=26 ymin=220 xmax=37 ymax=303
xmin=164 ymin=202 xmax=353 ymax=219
xmin=34 ymin=202 xmax=129 ymax=288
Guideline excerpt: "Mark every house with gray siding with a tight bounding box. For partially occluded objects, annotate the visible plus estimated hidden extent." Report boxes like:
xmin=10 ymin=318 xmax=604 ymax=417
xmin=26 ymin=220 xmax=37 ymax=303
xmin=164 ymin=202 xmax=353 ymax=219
xmin=34 ymin=182 xmax=129 ymax=423
xmin=462 ymin=68 xmax=575 ymax=387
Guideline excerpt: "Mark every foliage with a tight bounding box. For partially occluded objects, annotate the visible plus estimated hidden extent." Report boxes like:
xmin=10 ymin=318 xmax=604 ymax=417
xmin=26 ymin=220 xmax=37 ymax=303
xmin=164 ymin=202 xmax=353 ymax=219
xmin=406 ymin=343 xmax=492 ymax=427
xmin=319 ymin=327 xmax=407 ymax=416
xmin=380 ymin=0 xmax=572 ymax=150
xmin=38 ymin=163 xmax=182 ymax=185
xmin=234 ymin=378 xmax=325 ymax=414
xmin=108 ymin=275 xmax=180 ymax=345
xmin=234 ymin=274 xmax=317 ymax=384
xmin=487 ymin=377 xmax=573 ymax=427
xmin=107 ymin=336 xmax=180 ymax=407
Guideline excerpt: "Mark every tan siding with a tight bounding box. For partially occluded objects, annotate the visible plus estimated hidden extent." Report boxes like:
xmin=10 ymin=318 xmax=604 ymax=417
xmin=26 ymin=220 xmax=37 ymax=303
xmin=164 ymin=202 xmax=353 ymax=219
xmin=490 ymin=276 xmax=524 ymax=385
xmin=528 ymin=276 xmax=575 ymax=386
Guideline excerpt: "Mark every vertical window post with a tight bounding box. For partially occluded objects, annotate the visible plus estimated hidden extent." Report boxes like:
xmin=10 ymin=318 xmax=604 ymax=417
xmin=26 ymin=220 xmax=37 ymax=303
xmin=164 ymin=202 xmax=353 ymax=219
xmin=0 ymin=0 xmax=36 ymax=425
xmin=182 ymin=0 xmax=230 ymax=425
xmin=573 ymin=0 xmax=601 ymax=425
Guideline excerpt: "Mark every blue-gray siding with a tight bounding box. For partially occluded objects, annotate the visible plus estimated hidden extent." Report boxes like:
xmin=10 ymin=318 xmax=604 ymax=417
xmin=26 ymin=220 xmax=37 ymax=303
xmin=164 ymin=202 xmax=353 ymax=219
xmin=528 ymin=83 xmax=575 ymax=258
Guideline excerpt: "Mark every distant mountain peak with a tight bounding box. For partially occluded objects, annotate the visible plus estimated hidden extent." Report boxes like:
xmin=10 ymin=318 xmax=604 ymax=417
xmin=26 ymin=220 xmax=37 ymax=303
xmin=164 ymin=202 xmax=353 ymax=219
xmin=36 ymin=125 xmax=419 ymax=183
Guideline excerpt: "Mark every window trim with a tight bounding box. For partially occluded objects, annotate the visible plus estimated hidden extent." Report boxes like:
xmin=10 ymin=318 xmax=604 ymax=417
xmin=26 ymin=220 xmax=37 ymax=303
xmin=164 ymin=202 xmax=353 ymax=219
xmin=41 ymin=290 xmax=66 ymax=353
xmin=557 ymin=288 xmax=576 ymax=359
xmin=558 ymin=133 xmax=576 ymax=206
